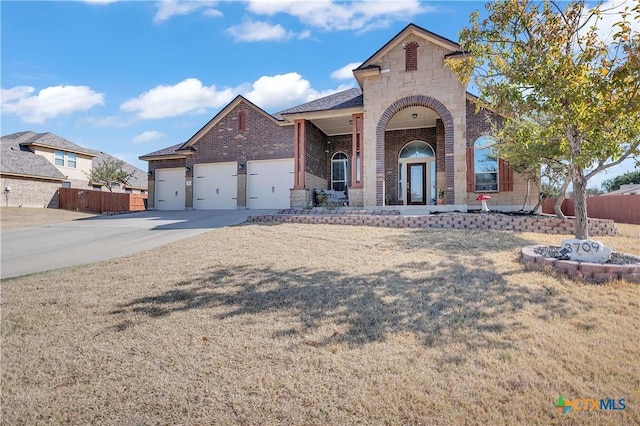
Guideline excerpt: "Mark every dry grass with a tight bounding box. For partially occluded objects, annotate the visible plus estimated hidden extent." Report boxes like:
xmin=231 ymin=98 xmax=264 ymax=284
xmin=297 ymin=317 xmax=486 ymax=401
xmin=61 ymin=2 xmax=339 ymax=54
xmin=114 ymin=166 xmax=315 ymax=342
xmin=2 ymin=223 xmax=639 ymax=425
xmin=0 ymin=207 xmax=96 ymax=229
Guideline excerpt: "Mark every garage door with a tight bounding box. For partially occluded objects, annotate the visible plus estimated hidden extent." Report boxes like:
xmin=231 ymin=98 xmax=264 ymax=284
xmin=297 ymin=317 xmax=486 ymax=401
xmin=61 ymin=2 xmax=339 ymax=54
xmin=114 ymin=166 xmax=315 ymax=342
xmin=155 ymin=168 xmax=185 ymax=210
xmin=193 ymin=162 xmax=238 ymax=210
xmin=247 ymin=159 xmax=294 ymax=209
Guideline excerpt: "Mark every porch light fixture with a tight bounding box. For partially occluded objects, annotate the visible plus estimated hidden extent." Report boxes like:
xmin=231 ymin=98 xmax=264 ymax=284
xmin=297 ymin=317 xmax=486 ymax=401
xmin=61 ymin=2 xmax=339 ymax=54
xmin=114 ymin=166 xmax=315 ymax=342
xmin=238 ymin=161 xmax=245 ymax=170
xmin=349 ymin=119 xmax=353 ymax=125
xmin=185 ymin=166 xmax=191 ymax=172
xmin=412 ymin=113 xmax=418 ymax=119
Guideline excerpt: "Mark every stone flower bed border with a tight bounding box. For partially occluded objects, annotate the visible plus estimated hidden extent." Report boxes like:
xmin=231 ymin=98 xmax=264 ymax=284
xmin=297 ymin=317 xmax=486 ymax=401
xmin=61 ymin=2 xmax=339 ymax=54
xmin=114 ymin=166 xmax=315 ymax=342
xmin=521 ymin=246 xmax=640 ymax=284
xmin=247 ymin=210 xmax=618 ymax=236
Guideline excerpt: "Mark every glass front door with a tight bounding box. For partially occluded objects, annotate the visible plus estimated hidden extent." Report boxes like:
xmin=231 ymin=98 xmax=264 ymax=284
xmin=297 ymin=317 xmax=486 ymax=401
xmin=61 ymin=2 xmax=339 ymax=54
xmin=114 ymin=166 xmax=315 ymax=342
xmin=407 ymin=163 xmax=426 ymax=205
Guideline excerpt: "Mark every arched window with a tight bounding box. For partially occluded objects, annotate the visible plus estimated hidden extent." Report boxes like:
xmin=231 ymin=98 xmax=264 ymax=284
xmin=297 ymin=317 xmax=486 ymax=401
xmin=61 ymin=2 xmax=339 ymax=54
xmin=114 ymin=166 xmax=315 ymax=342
xmin=474 ymin=136 xmax=498 ymax=191
xmin=331 ymin=152 xmax=348 ymax=192
xmin=405 ymin=41 xmax=418 ymax=72
xmin=400 ymin=140 xmax=434 ymax=158
xmin=238 ymin=111 xmax=247 ymax=132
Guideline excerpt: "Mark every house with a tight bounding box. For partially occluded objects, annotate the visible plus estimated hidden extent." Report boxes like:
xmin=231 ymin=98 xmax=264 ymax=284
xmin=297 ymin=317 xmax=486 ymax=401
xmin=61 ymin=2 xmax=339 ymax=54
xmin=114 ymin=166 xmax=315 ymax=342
xmin=601 ymin=184 xmax=640 ymax=196
xmin=1 ymin=131 xmax=147 ymax=208
xmin=141 ymin=23 xmax=536 ymax=211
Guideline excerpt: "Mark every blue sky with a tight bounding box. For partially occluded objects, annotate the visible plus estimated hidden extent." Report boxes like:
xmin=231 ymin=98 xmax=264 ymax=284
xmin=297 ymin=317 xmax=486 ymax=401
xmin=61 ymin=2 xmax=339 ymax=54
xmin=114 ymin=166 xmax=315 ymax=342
xmin=1 ymin=0 xmax=636 ymax=188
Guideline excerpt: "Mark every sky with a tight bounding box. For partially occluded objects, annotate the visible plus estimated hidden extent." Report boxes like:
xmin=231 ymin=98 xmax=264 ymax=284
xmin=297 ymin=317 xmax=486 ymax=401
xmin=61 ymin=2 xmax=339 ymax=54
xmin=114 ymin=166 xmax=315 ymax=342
xmin=1 ymin=0 xmax=637 ymax=189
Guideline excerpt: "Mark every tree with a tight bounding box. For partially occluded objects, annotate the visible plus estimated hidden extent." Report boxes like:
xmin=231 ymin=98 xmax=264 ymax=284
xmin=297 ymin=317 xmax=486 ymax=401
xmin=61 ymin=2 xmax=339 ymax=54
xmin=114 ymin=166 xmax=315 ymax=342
xmin=85 ymin=158 xmax=134 ymax=193
xmin=446 ymin=0 xmax=640 ymax=239
xmin=602 ymin=169 xmax=640 ymax=191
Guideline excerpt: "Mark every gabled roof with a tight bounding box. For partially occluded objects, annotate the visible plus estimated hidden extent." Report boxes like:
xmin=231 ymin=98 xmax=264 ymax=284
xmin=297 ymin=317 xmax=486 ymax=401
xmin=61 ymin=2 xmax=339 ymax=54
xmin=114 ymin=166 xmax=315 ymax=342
xmin=10 ymin=131 xmax=97 ymax=157
xmin=356 ymin=23 xmax=461 ymax=72
xmin=353 ymin=23 xmax=462 ymax=87
xmin=2 ymin=131 xmax=148 ymax=188
xmin=178 ymin=95 xmax=285 ymax=150
xmin=1 ymin=135 xmax=66 ymax=181
xmin=274 ymin=88 xmax=363 ymax=120
xmin=90 ymin=151 xmax=148 ymax=189
xmin=139 ymin=143 xmax=186 ymax=161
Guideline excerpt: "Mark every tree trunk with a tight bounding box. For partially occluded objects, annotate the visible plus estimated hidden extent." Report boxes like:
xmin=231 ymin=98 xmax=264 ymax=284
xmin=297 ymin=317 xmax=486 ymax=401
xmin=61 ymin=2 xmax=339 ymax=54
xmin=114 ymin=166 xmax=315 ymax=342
xmin=521 ymin=178 xmax=530 ymax=212
xmin=572 ymin=169 xmax=589 ymax=239
xmin=554 ymin=177 xmax=571 ymax=219
xmin=567 ymin=125 xmax=589 ymax=239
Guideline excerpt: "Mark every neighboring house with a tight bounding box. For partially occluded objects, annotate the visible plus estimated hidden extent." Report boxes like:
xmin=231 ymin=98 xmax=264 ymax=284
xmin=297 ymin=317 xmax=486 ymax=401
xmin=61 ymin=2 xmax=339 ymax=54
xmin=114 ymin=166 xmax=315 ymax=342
xmin=1 ymin=131 xmax=147 ymax=208
xmin=601 ymin=184 xmax=640 ymax=196
xmin=141 ymin=23 xmax=536 ymax=211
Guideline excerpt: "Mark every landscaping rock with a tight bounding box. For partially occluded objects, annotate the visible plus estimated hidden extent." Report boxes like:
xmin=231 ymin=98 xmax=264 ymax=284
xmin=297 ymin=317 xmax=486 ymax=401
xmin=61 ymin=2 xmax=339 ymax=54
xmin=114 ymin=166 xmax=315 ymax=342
xmin=560 ymin=239 xmax=612 ymax=263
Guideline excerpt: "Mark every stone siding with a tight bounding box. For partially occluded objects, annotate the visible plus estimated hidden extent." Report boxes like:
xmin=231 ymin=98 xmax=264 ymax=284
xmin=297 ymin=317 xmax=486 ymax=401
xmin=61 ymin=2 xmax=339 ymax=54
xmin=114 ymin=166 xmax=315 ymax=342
xmin=0 ymin=175 xmax=60 ymax=208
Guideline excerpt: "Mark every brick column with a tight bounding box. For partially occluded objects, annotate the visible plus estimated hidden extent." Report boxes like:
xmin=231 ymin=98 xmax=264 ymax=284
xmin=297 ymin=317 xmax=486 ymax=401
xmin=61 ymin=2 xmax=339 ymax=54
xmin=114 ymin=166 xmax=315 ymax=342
xmin=293 ymin=119 xmax=306 ymax=189
xmin=351 ymin=113 xmax=363 ymax=188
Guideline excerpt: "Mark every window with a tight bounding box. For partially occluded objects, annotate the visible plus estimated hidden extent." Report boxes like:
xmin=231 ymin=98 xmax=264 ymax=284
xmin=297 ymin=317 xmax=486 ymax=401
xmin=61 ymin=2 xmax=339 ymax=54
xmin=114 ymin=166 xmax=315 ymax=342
xmin=67 ymin=152 xmax=77 ymax=168
xmin=54 ymin=150 xmax=64 ymax=166
xmin=61 ymin=181 xmax=71 ymax=188
xmin=238 ymin=111 xmax=247 ymax=132
xmin=331 ymin=152 xmax=348 ymax=192
xmin=474 ymin=136 xmax=498 ymax=191
xmin=405 ymin=41 xmax=418 ymax=71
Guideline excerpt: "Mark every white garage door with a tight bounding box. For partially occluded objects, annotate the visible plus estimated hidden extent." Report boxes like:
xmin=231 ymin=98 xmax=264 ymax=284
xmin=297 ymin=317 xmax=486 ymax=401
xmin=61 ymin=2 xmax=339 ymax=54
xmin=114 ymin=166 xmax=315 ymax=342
xmin=247 ymin=159 xmax=294 ymax=209
xmin=193 ymin=162 xmax=238 ymax=210
xmin=155 ymin=168 xmax=185 ymax=210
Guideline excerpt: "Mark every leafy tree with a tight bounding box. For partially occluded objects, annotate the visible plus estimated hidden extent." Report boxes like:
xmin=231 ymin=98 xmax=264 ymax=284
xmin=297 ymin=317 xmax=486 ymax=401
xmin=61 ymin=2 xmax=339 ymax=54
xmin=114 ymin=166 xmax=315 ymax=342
xmin=447 ymin=0 xmax=640 ymax=239
xmin=602 ymin=169 xmax=640 ymax=192
xmin=85 ymin=158 xmax=134 ymax=193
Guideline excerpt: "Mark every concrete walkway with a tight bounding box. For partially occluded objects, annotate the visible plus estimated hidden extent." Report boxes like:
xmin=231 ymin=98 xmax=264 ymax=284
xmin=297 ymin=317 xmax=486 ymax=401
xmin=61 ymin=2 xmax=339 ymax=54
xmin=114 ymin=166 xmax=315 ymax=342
xmin=1 ymin=210 xmax=274 ymax=279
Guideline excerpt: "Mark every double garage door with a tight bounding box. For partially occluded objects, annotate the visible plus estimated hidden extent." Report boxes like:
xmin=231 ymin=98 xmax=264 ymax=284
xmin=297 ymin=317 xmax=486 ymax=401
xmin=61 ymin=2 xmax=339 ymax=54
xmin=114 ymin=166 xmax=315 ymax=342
xmin=155 ymin=159 xmax=293 ymax=210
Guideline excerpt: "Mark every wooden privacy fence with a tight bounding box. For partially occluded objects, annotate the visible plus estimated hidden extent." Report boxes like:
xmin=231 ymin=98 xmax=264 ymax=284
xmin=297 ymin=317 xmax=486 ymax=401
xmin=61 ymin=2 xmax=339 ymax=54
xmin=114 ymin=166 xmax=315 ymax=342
xmin=59 ymin=187 xmax=147 ymax=213
xmin=542 ymin=195 xmax=640 ymax=224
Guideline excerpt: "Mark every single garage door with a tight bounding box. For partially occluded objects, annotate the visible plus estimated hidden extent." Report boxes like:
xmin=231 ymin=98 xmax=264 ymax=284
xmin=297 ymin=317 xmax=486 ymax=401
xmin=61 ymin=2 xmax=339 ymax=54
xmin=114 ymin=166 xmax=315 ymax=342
xmin=247 ymin=159 xmax=294 ymax=209
xmin=193 ymin=162 xmax=238 ymax=210
xmin=155 ymin=168 xmax=185 ymax=210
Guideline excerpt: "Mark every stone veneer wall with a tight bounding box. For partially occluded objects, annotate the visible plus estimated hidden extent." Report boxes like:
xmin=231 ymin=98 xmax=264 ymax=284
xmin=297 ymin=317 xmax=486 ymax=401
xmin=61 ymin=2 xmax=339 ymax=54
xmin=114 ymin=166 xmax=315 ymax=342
xmin=0 ymin=176 xmax=60 ymax=208
xmin=246 ymin=212 xmax=617 ymax=236
xmin=361 ymin=35 xmax=467 ymax=207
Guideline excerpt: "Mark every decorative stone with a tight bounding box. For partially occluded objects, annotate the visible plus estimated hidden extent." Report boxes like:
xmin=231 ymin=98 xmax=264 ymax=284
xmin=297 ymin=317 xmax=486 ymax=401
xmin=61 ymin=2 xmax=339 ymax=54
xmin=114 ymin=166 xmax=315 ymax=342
xmin=560 ymin=239 xmax=612 ymax=263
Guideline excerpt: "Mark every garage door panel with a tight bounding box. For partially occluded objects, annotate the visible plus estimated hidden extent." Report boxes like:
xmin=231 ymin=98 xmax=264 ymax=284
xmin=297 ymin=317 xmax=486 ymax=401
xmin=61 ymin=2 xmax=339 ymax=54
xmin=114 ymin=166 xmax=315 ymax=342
xmin=193 ymin=162 xmax=237 ymax=210
xmin=156 ymin=168 xmax=185 ymax=210
xmin=247 ymin=159 xmax=294 ymax=209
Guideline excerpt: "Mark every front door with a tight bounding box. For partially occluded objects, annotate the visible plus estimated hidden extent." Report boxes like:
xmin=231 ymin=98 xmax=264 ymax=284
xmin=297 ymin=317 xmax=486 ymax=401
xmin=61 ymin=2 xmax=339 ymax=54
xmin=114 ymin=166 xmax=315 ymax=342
xmin=407 ymin=163 xmax=426 ymax=205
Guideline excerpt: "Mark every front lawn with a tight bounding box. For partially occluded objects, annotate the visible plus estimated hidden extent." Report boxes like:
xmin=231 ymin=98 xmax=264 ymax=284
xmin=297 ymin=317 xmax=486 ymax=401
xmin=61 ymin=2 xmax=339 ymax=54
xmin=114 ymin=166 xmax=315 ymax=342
xmin=1 ymin=223 xmax=638 ymax=424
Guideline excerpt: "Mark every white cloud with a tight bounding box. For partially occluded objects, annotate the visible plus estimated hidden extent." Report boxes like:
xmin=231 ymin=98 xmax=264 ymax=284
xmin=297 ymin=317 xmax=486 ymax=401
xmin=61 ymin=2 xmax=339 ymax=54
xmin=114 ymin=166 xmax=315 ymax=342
xmin=132 ymin=130 xmax=165 ymax=144
xmin=227 ymin=20 xmax=291 ymax=42
xmin=244 ymin=72 xmax=353 ymax=110
xmin=120 ymin=78 xmax=239 ymax=119
xmin=121 ymin=73 xmax=354 ymax=119
xmin=331 ymin=62 xmax=362 ymax=80
xmin=582 ymin=0 xmax=640 ymax=43
xmin=1 ymin=85 xmax=104 ymax=124
xmin=154 ymin=0 xmax=222 ymax=23
xmin=246 ymin=0 xmax=429 ymax=32
xmin=226 ymin=20 xmax=312 ymax=42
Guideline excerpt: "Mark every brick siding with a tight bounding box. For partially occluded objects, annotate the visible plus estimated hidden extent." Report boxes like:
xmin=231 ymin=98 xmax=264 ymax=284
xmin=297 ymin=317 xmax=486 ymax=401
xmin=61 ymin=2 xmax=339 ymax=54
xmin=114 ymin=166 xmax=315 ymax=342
xmin=304 ymin=121 xmax=328 ymax=180
xmin=383 ymin=127 xmax=436 ymax=204
xmin=186 ymin=102 xmax=293 ymax=176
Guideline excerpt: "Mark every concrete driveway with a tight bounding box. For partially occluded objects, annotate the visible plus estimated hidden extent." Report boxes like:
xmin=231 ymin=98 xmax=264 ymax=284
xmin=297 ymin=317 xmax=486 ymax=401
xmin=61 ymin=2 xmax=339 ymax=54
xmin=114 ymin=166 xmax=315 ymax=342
xmin=1 ymin=209 xmax=273 ymax=279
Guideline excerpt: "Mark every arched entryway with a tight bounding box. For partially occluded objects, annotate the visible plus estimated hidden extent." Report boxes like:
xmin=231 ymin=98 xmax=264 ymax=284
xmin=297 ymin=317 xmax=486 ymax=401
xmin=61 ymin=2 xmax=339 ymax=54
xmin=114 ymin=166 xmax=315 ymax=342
xmin=398 ymin=141 xmax=436 ymax=205
xmin=376 ymin=95 xmax=454 ymax=206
